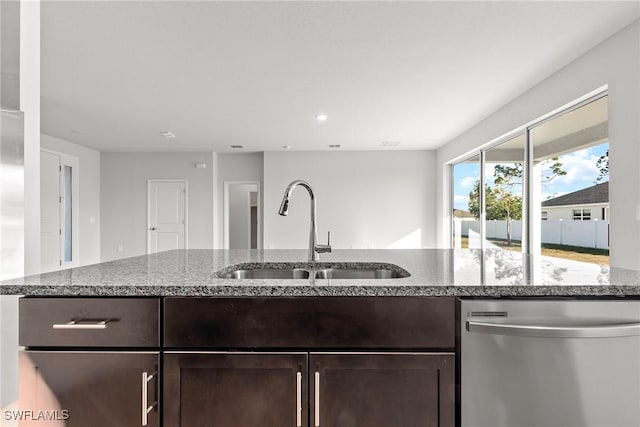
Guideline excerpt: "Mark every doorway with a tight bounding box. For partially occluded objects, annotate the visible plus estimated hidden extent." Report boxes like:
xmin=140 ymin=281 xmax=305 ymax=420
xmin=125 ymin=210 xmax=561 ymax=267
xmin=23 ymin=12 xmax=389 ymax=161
xmin=40 ymin=150 xmax=78 ymax=273
xmin=224 ymin=181 xmax=260 ymax=249
xmin=147 ymin=179 xmax=188 ymax=254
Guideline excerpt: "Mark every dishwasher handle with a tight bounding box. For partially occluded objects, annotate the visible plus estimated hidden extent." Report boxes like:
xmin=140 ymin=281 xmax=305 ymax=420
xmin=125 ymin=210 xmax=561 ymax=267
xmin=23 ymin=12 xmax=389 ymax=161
xmin=467 ymin=320 xmax=640 ymax=338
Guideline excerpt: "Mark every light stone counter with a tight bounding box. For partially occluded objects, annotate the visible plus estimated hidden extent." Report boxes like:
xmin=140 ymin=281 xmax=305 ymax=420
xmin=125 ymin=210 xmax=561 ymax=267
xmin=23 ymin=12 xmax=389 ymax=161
xmin=1 ymin=249 xmax=639 ymax=297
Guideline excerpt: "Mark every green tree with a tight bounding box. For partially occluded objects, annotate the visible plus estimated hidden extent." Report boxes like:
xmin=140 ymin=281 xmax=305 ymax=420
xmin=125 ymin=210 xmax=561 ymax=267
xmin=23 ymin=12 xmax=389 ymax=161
xmin=467 ymin=158 xmax=565 ymax=245
xmin=595 ymin=149 xmax=609 ymax=183
xmin=468 ymin=180 xmax=523 ymax=245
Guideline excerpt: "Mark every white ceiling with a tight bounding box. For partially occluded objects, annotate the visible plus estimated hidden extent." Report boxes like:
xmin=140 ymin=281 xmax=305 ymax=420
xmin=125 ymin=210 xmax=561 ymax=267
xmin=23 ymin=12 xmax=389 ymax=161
xmin=40 ymin=1 xmax=640 ymax=153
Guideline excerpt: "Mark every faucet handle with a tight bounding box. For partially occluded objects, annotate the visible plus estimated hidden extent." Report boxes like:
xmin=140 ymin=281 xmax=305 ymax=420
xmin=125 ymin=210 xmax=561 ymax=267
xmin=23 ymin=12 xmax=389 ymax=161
xmin=316 ymin=231 xmax=332 ymax=254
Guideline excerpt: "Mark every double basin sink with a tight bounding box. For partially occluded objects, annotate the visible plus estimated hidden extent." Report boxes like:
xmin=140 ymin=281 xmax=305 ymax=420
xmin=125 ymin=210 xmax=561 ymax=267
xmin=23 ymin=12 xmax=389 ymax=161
xmin=218 ymin=262 xmax=410 ymax=280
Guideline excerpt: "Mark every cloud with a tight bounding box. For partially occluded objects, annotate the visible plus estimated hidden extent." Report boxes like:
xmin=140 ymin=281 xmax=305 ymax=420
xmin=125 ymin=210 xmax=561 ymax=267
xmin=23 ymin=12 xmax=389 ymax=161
xmin=459 ymin=176 xmax=476 ymax=190
xmin=542 ymin=149 xmax=601 ymax=189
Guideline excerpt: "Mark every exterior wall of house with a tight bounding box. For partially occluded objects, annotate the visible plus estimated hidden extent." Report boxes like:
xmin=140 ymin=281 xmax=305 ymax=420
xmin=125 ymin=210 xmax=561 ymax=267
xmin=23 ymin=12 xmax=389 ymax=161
xmin=543 ymin=203 xmax=609 ymax=221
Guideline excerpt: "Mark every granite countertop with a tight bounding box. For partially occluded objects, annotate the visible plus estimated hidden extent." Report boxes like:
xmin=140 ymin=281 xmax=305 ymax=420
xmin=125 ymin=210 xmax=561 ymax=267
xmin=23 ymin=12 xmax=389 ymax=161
xmin=1 ymin=249 xmax=639 ymax=297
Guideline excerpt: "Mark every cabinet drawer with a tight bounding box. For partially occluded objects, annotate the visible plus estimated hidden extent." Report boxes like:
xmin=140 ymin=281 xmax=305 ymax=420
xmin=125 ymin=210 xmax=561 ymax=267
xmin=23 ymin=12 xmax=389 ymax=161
xmin=165 ymin=297 xmax=455 ymax=349
xmin=20 ymin=298 xmax=160 ymax=347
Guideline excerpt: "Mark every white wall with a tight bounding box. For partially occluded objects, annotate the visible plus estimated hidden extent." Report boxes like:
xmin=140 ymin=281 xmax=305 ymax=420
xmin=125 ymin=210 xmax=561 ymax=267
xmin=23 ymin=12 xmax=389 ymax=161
xmin=41 ymin=134 xmax=101 ymax=266
xmin=21 ymin=0 xmax=40 ymax=276
xmin=101 ymin=152 xmax=214 ymax=261
xmin=216 ymin=153 xmax=263 ymax=248
xmin=264 ymin=151 xmax=436 ymax=250
xmin=437 ymin=20 xmax=640 ymax=269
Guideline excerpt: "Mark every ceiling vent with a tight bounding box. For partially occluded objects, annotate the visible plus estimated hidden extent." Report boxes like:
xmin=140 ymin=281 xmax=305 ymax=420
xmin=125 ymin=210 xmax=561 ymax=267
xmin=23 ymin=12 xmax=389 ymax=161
xmin=230 ymin=145 xmax=245 ymax=149
xmin=329 ymin=144 xmax=341 ymax=149
xmin=381 ymin=141 xmax=401 ymax=147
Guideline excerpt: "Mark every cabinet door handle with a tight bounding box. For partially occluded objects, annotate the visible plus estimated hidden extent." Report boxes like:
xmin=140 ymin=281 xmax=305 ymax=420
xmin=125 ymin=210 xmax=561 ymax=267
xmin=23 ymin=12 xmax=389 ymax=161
xmin=52 ymin=320 xmax=107 ymax=329
xmin=296 ymin=372 xmax=302 ymax=427
xmin=142 ymin=371 xmax=156 ymax=426
xmin=314 ymin=371 xmax=320 ymax=427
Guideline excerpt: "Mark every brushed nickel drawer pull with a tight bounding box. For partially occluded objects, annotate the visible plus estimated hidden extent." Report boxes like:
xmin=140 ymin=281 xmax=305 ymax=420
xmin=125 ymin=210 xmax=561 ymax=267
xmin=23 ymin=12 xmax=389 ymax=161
xmin=52 ymin=320 xmax=108 ymax=329
xmin=142 ymin=371 xmax=157 ymax=426
xmin=314 ymin=371 xmax=320 ymax=427
xmin=296 ymin=371 xmax=302 ymax=427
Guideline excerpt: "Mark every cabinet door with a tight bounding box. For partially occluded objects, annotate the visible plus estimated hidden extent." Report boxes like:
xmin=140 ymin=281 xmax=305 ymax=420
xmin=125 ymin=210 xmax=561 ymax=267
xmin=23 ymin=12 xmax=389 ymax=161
xmin=164 ymin=352 xmax=308 ymax=427
xmin=18 ymin=351 xmax=159 ymax=427
xmin=310 ymin=353 xmax=454 ymax=427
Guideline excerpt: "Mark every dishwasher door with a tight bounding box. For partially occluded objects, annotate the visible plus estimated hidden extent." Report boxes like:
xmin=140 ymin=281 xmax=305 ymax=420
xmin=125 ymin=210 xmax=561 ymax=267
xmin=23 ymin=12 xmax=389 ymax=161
xmin=461 ymin=300 xmax=640 ymax=427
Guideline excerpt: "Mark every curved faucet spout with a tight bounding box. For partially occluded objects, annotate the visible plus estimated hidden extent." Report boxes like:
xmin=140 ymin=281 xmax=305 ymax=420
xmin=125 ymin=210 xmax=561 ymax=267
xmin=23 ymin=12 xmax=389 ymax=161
xmin=278 ymin=180 xmax=314 ymax=217
xmin=277 ymin=180 xmax=330 ymax=261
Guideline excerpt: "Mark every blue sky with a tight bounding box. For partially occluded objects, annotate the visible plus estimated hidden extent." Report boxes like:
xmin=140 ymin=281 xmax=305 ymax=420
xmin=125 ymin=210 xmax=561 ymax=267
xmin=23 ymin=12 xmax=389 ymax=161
xmin=453 ymin=142 xmax=609 ymax=211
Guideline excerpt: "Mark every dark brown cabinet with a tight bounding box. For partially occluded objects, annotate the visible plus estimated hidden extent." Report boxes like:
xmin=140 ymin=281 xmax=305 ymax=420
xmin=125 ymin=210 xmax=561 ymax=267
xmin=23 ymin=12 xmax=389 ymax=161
xmin=18 ymin=297 xmax=161 ymax=427
xmin=19 ymin=297 xmax=160 ymax=347
xmin=310 ymin=353 xmax=454 ymax=427
xmin=19 ymin=351 xmax=159 ymax=427
xmin=163 ymin=352 xmax=454 ymax=427
xmin=162 ymin=297 xmax=456 ymax=427
xmin=163 ymin=352 xmax=308 ymax=427
xmin=18 ymin=296 xmax=456 ymax=427
xmin=164 ymin=297 xmax=454 ymax=349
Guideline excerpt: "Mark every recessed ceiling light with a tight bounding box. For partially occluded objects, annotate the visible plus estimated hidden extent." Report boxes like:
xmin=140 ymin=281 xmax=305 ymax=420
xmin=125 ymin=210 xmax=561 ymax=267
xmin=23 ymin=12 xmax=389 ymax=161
xmin=230 ymin=145 xmax=245 ymax=149
xmin=315 ymin=114 xmax=328 ymax=122
xmin=281 ymin=145 xmax=291 ymax=150
xmin=329 ymin=144 xmax=341 ymax=149
xmin=160 ymin=131 xmax=176 ymax=138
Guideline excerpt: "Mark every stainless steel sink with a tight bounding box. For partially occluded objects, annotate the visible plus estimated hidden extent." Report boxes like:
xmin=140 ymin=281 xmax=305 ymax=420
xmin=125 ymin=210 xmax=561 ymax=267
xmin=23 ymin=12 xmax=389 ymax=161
xmin=314 ymin=268 xmax=404 ymax=279
xmin=221 ymin=268 xmax=311 ymax=279
xmin=217 ymin=263 xmax=410 ymax=279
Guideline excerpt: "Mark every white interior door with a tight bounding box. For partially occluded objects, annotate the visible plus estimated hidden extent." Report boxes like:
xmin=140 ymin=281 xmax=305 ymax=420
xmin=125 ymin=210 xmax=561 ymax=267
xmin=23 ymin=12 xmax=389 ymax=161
xmin=40 ymin=151 xmax=61 ymax=272
xmin=147 ymin=180 xmax=187 ymax=254
xmin=40 ymin=150 xmax=78 ymax=273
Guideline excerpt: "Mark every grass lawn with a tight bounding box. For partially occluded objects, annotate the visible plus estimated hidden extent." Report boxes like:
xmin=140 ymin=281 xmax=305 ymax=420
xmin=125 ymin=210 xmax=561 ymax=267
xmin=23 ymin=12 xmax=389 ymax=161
xmin=459 ymin=237 xmax=609 ymax=265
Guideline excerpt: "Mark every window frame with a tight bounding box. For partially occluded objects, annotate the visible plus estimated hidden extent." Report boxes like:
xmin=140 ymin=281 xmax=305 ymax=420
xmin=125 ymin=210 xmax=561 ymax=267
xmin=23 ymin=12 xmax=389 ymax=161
xmin=572 ymin=208 xmax=591 ymax=221
xmin=449 ymin=88 xmax=608 ymax=254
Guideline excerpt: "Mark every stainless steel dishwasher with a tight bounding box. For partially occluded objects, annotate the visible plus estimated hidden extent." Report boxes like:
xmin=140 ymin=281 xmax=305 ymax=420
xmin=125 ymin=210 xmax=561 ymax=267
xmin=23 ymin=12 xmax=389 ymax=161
xmin=461 ymin=300 xmax=640 ymax=427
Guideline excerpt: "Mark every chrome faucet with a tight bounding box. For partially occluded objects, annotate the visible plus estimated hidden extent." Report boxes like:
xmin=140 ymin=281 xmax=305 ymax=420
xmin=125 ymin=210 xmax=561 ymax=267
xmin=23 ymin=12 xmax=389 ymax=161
xmin=278 ymin=180 xmax=331 ymax=261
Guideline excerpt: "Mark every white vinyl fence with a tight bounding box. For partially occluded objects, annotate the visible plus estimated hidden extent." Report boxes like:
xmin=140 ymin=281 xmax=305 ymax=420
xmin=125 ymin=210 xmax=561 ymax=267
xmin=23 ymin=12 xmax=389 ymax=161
xmin=457 ymin=219 xmax=609 ymax=250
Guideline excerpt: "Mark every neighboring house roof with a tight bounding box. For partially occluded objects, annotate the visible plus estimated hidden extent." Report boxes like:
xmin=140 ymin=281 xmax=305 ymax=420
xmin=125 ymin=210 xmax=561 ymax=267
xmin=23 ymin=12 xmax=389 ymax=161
xmin=542 ymin=182 xmax=609 ymax=207
xmin=453 ymin=209 xmax=475 ymax=218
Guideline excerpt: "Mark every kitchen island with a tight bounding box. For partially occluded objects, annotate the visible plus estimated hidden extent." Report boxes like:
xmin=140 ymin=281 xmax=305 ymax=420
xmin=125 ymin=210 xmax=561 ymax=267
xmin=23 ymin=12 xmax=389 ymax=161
xmin=3 ymin=249 xmax=640 ymax=427
xmin=1 ymin=248 xmax=640 ymax=297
